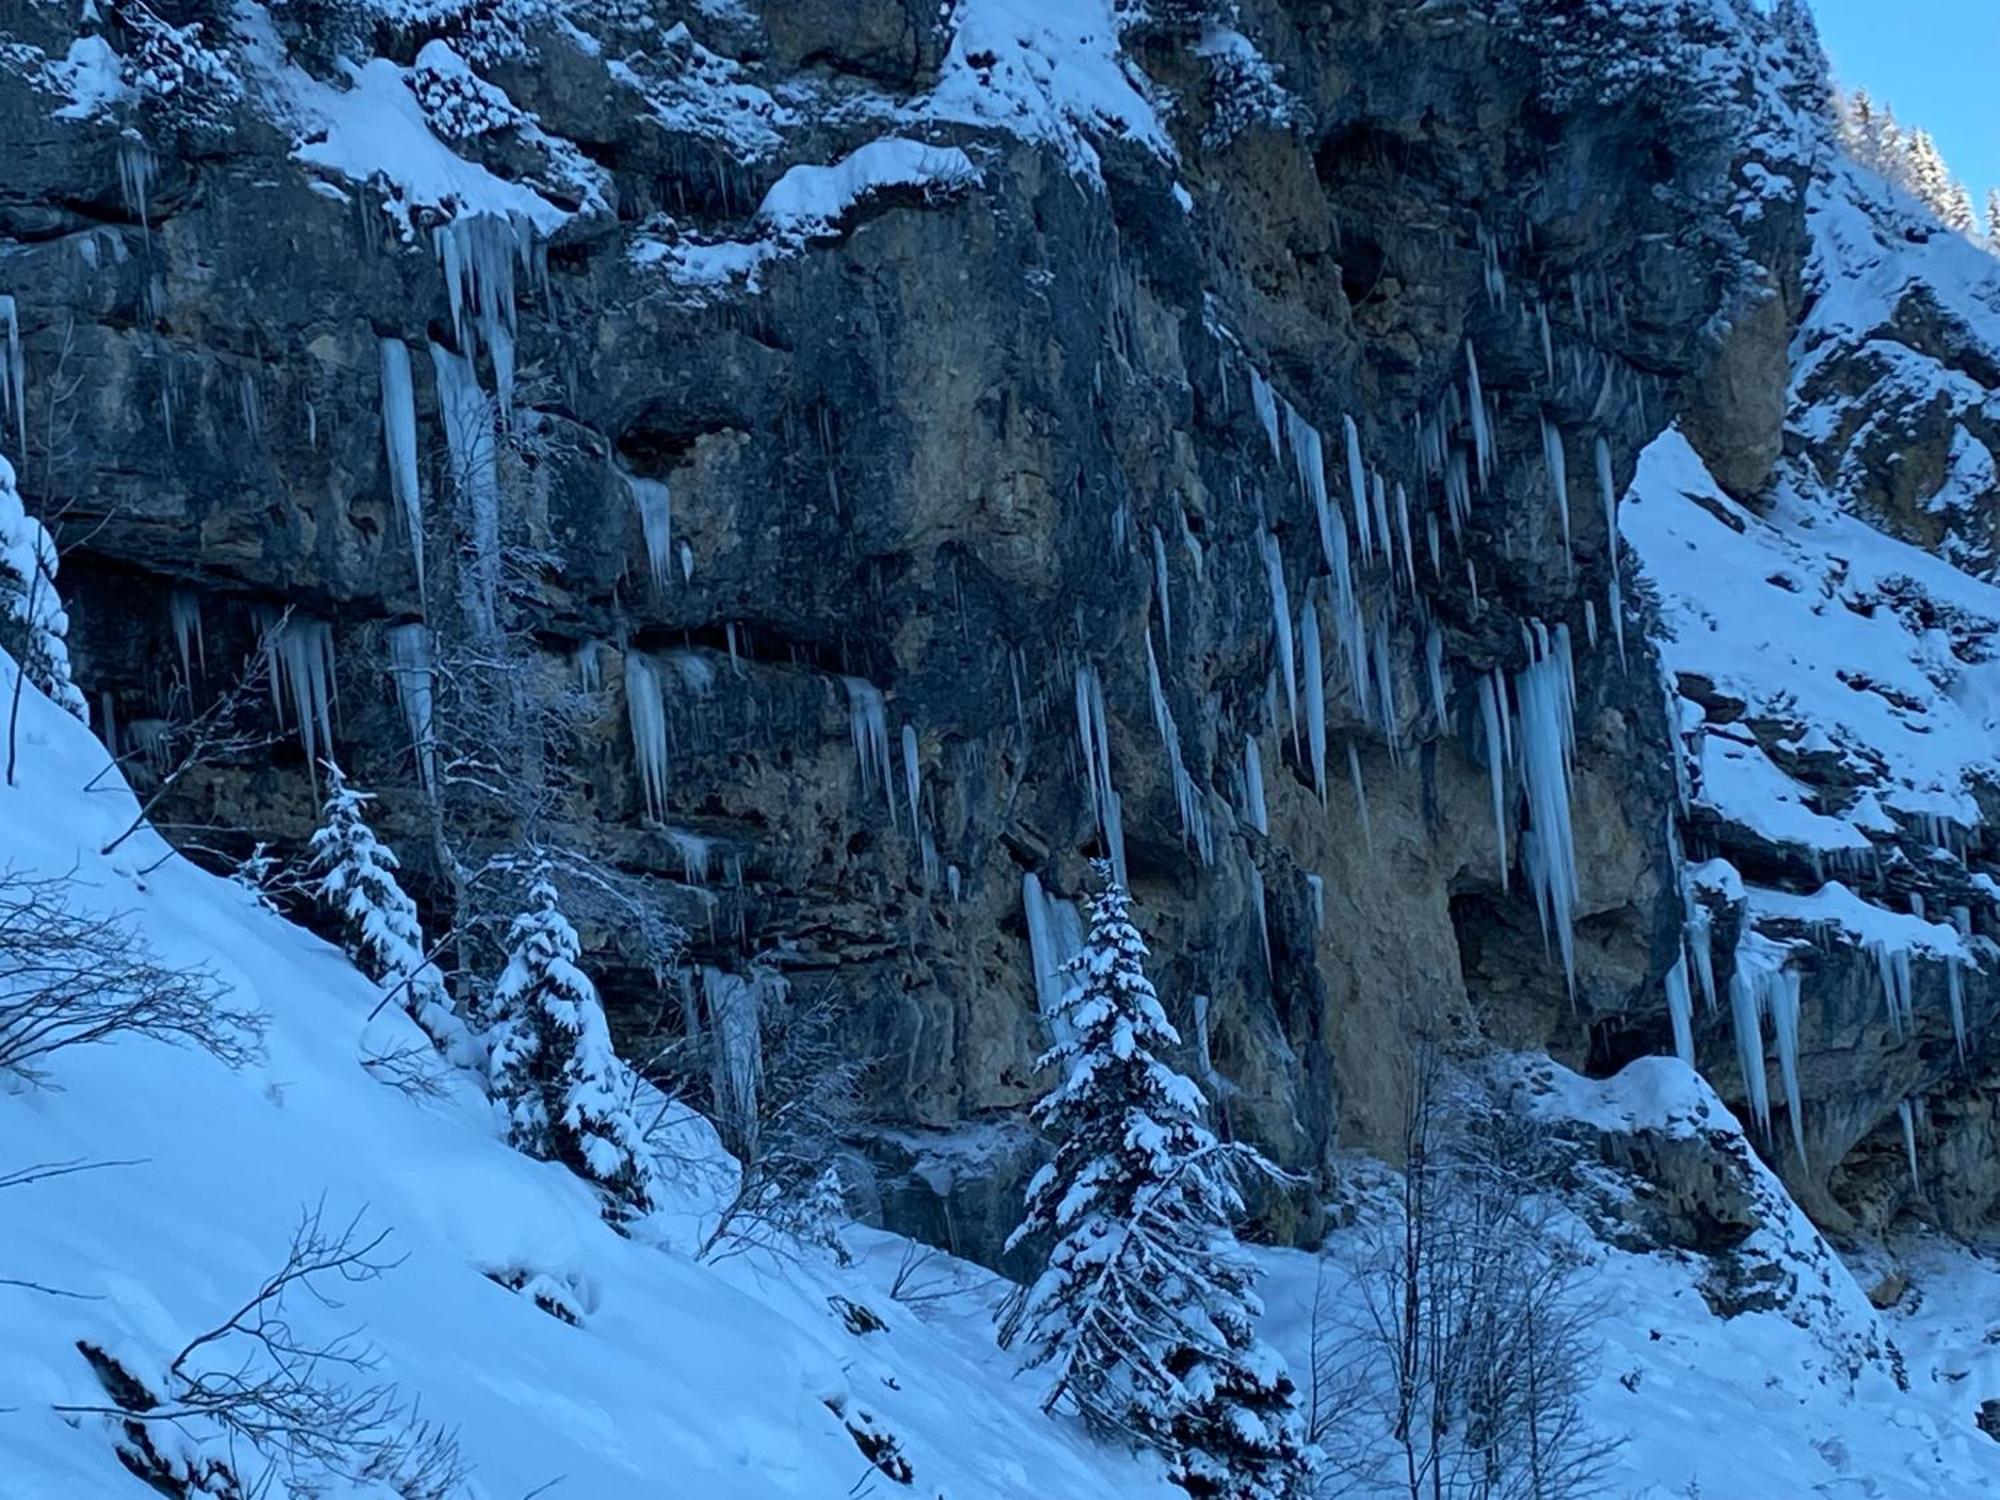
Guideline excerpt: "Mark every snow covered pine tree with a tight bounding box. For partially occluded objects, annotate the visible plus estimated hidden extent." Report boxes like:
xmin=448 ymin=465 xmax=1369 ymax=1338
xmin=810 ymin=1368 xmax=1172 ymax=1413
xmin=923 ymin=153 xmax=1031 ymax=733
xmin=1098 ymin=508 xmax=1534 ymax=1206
xmin=487 ymin=868 xmax=655 ymax=1215
xmin=1004 ymin=866 xmax=1311 ymax=1499
xmin=0 ymin=452 xmax=86 ymax=724
xmin=308 ymin=762 xmax=460 ymax=1050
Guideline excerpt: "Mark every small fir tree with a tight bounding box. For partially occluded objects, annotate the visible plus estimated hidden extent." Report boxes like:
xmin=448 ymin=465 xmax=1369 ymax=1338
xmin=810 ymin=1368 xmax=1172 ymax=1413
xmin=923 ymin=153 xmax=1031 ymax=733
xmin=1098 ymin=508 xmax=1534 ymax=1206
xmin=1003 ymin=868 xmax=1310 ymax=1499
xmin=308 ymin=763 xmax=459 ymax=1049
xmin=487 ymin=870 xmax=655 ymax=1213
xmin=0 ymin=455 xmax=85 ymax=723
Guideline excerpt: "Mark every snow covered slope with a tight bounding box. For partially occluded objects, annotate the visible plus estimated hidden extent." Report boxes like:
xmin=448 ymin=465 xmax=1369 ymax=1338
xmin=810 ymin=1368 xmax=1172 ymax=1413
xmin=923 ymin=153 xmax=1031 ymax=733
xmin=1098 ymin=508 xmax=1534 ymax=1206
xmin=0 ymin=652 xmax=1171 ymax=1497
xmin=10 ymin=641 xmax=2000 ymax=1494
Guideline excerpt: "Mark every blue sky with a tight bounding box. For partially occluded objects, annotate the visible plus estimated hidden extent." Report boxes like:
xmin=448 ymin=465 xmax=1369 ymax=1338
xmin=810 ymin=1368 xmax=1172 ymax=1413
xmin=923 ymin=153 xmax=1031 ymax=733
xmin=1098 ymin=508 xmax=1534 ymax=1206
xmin=1811 ymin=0 xmax=2000 ymax=215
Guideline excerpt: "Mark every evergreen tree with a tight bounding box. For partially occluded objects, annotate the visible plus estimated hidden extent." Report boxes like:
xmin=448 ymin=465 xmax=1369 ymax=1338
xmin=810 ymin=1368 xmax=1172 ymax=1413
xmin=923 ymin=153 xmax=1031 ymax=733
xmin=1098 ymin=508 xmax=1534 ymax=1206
xmin=1906 ymin=129 xmax=1953 ymax=217
xmin=1003 ymin=869 xmax=1310 ymax=1499
xmin=1942 ymin=180 xmax=1977 ymax=235
xmin=0 ymin=455 xmax=86 ymax=722
xmin=488 ymin=869 xmax=655 ymax=1213
xmin=1841 ymin=87 xmax=1875 ymax=163
xmin=1985 ymin=188 xmax=2000 ymax=253
xmin=309 ymin=763 xmax=460 ymax=1049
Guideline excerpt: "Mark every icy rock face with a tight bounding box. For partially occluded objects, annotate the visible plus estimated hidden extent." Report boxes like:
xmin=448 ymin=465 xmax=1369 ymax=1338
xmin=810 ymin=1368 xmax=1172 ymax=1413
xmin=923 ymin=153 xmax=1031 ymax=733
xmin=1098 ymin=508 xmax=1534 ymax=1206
xmin=5 ymin=0 xmax=1819 ymax=1257
xmin=1622 ymin=146 xmax=2000 ymax=1233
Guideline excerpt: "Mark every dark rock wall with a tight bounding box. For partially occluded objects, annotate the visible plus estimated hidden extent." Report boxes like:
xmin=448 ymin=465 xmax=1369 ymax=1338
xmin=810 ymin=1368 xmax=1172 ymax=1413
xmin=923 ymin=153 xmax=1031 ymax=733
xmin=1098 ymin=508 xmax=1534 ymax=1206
xmin=0 ymin=0 xmax=1873 ymax=1256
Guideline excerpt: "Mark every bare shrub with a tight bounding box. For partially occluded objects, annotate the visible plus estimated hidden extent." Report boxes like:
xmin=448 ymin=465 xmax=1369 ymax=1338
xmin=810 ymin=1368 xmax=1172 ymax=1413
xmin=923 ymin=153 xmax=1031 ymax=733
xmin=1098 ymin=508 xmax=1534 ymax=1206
xmin=0 ymin=865 xmax=264 ymax=1082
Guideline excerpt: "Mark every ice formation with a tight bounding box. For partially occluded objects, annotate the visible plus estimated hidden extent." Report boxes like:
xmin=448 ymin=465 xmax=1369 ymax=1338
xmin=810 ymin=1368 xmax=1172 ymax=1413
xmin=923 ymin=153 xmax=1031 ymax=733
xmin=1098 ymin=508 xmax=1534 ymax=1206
xmin=168 ymin=588 xmax=204 ymax=684
xmin=1243 ymin=736 xmax=1269 ymax=836
xmin=384 ymin=621 xmax=436 ymax=796
xmin=1259 ymin=532 xmax=1297 ymax=744
xmin=1342 ymin=414 xmax=1372 ymax=559
xmin=378 ymin=338 xmax=425 ymax=597
xmin=625 ymin=651 xmax=670 ymax=820
xmin=1248 ymin=364 xmax=1281 ymax=459
xmin=901 ymin=722 xmax=922 ymax=834
xmin=842 ymin=676 xmax=898 ymax=827
xmin=429 ymin=341 xmax=499 ymax=637
xmin=622 ymin=468 xmax=673 ymax=592
xmin=260 ymin=611 xmax=339 ymax=777
xmin=1665 ymin=952 xmax=1696 ymax=1067
xmin=0 ymin=292 xmax=23 ymax=459
xmin=1477 ymin=671 xmax=1509 ymax=890
xmin=436 ymin=211 xmax=537 ymax=416
xmin=1144 ymin=632 xmax=1212 ymax=863
xmin=1074 ymin=663 xmax=1126 ymax=885
xmin=1347 ymin=740 xmax=1372 ymax=853
xmin=1150 ymin=524 xmax=1172 ymax=647
xmin=1541 ymin=416 xmax=1572 ymax=561
xmin=1300 ymin=599 xmax=1327 ymax=803
xmin=1022 ymin=873 xmax=1084 ymax=1037
xmin=1516 ymin=623 xmax=1578 ymax=987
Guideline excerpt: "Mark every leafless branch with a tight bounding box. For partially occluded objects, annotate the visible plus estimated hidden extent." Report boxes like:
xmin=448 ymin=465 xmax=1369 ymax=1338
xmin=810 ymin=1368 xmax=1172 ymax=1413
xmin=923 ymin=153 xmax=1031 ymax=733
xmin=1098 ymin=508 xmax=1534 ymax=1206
xmin=0 ymin=865 xmax=265 ymax=1082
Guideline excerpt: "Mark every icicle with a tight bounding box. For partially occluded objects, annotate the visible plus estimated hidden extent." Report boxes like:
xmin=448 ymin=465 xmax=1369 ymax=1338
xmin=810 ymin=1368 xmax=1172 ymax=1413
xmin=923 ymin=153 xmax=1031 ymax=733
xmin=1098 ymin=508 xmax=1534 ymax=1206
xmin=625 ymin=652 xmax=670 ymax=820
xmin=377 ymin=339 xmax=425 ymax=597
xmin=1584 ymin=599 xmax=1598 ymax=649
xmin=1477 ymin=673 xmax=1509 ymax=890
xmin=1075 ymin=663 xmax=1127 ymax=886
xmin=168 ymin=589 xmax=205 ymax=683
xmin=622 ymin=468 xmax=673 ymax=592
xmin=261 ymin=612 xmax=339 ymax=779
xmin=1144 ymin=633 xmax=1213 ymax=865
xmin=1150 ymin=524 xmax=1172 ymax=648
xmin=306 ymin=399 xmax=318 ymax=450
xmin=1608 ymin=576 xmax=1626 ymax=669
xmin=1665 ymin=952 xmax=1695 ymax=1066
xmin=575 ymin=639 xmax=604 ymax=693
xmin=1729 ymin=962 xmax=1772 ymax=1139
xmin=1259 ymin=533 xmax=1298 ymax=745
xmin=1022 ymin=873 xmax=1085 ymax=1037
xmin=678 ymin=540 xmax=695 ymax=583
xmin=1347 ymin=741 xmax=1372 ymax=854
xmin=1687 ymin=900 xmax=1717 ymax=1012
xmin=1594 ymin=435 xmax=1619 ymax=584
xmin=1466 ymin=342 xmax=1490 ymax=489
xmin=1424 ymin=626 xmax=1447 ymax=727
xmin=1306 ymin=873 xmax=1326 ymax=931
xmin=1869 ymin=938 xmax=1914 ymax=1038
xmin=1541 ymin=417 xmax=1572 ymax=563
xmin=1249 ymin=366 xmax=1281 ymax=460
xmin=1243 ymin=737 xmax=1269 ymax=836
xmin=1370 ymin=472 xmax=1391 ymax=569
xmin=1342 ymin=415 xmax=1373 ymax=558
xmin=0 ymin=293 xmax=23 ymax=460
xmin=1426 ymin=512 xmax=1442 ymax=577
xmin=901 ymin=722 xmax=922 ymax=833
xmin=1899 ymin=1100 xmax=1920 ymax=1195
xmin=1394 ymin=482 xmax=1415 ymax=588
xmin=384 ymin=622 xmax=436 ymax=796
xmin=434 ymin=212 xmax=534 ymax=417
xmin=947 ymin=865 xmax=962 ymax=904
xmin=1537 ymin=301 xmax=1553 ymax=381
xmin=1178 ymin=509 xmax=1205 ymax=580
xmin=1301 ymin=599 xmax=1327 ymax=803
xmin=428 ymin=342 xmax=499 ymax=638
xmin=842 ymin=677 xmax=898 ymax=827
xmin=1517 ymin=624 xmax=1579 ymax=989
xmin=117 ymin=134 xmax=154 ymax=236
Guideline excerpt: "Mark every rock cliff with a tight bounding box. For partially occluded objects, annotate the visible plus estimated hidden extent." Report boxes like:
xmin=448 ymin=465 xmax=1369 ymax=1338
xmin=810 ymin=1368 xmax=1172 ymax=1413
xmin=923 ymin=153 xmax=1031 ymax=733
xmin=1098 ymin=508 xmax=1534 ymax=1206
xmin=3 ymin=0 xmax=1994 ymax=1264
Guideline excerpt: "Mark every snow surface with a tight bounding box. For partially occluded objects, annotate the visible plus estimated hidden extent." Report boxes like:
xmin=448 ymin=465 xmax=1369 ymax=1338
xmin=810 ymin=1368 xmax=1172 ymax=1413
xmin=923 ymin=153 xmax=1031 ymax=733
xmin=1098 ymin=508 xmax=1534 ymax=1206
xmin=1622 ymin=425 xmax=2000 ymax=836
xmin=0 ymin=650 xmax=1174 ymax=1498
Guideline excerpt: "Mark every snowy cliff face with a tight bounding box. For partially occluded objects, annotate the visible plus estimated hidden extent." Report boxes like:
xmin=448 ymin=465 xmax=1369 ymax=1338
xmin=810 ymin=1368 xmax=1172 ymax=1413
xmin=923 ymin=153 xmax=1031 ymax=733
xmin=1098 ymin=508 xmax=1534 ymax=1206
xmin=0 ymin=0 xmax=1960 ymax=1266
xmin=1622 ymin=150 xmax=2000 ymax=1233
